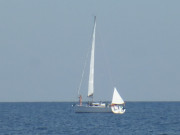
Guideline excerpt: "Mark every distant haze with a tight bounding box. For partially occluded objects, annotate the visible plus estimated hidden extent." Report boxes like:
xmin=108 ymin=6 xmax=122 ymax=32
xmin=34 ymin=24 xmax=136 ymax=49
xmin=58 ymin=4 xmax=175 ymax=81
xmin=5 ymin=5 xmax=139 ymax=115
xmin=0 ymin=1 xmax=180 ymax=102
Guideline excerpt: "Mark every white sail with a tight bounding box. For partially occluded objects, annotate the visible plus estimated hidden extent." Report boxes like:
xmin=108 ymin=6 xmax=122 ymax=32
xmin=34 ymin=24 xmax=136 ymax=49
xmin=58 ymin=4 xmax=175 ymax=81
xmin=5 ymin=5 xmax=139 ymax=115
xmin=112 ymin=87 xmax=124 ymax=104
xmin=88 ymin=16 xmax=96 ymax=97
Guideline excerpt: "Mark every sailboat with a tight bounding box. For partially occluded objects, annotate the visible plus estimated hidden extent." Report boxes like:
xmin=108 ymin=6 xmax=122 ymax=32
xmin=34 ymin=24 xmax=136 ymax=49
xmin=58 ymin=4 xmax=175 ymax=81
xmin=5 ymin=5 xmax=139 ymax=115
xmin=111 ymin=87 xmax=126 ymax=114
xmin=74 ymin=16 xmax=125 ymax=114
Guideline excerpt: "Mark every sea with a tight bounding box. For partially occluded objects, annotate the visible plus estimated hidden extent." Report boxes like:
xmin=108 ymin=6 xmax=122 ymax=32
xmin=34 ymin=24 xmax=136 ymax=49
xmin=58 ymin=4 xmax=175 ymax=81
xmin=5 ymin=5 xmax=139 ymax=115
xmin=0 ymin=102 xmax=179 ymax=135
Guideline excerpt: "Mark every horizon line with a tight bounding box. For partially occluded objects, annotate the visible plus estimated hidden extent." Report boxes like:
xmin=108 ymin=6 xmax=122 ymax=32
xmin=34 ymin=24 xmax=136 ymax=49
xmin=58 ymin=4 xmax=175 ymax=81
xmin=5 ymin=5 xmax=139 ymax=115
xmin=0 ymin=100 xmax=179 ymax=103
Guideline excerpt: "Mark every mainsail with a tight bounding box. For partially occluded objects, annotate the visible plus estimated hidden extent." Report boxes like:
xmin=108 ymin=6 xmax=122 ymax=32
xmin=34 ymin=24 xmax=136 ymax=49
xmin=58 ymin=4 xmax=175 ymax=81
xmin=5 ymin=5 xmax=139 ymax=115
xmin=112 ymin=87 xmax=124 ymax=104
xmin=88 ymin=16 xmax=96 ymax=97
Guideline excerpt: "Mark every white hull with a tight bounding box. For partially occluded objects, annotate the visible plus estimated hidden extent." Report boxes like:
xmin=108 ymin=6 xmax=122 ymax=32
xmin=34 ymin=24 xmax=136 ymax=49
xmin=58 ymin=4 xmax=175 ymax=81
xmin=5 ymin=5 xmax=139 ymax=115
xmin=74 ymin=105 xmax=112 ymax=113
xmin=111 ymin=105 xmax=126 ymax=114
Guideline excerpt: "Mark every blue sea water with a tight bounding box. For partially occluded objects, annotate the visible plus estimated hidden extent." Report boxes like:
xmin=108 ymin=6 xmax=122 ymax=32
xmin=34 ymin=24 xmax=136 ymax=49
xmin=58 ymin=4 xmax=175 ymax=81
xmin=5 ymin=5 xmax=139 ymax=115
xmin=0 ymin=102 xmax=179 ymax=135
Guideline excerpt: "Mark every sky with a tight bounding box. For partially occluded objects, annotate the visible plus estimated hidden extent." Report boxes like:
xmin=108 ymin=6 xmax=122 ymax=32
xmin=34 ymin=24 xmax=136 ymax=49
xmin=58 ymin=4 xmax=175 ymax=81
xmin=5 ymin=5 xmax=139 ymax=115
xmin=0 ymin=0 xmax=180 ymax=102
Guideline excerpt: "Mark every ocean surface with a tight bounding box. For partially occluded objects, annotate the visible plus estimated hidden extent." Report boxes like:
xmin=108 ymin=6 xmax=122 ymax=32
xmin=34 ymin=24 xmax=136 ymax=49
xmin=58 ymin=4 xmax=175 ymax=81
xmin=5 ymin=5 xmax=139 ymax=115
xmin=0 ymin=102 xmax=179 ymax=135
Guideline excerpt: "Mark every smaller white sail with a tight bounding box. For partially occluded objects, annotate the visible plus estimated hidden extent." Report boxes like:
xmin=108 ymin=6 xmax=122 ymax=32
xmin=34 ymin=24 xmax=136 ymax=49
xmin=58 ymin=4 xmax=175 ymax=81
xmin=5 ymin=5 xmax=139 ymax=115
xmin=112 ymin=87 xmax=124 ymax=104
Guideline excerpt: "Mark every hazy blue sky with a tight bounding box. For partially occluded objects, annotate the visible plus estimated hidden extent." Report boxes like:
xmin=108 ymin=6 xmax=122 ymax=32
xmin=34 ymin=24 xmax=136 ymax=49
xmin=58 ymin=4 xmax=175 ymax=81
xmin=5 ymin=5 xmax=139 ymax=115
xmin=0 ymin=1 xmax=180 ymax=102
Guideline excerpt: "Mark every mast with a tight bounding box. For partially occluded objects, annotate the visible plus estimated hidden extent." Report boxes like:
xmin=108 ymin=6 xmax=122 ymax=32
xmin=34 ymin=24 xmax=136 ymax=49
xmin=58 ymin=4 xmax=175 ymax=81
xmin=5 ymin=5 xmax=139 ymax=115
xmin=88 ymin=16 xmax=96 ymax=100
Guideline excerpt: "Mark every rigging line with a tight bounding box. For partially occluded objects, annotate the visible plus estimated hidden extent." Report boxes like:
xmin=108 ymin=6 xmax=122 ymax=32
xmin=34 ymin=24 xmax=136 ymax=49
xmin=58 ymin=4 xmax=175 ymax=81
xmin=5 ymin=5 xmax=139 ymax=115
xmin=77 ymin=17 xmax=96 ymax=98
xmin=77 ymin=46 xmax=90 ymax=96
